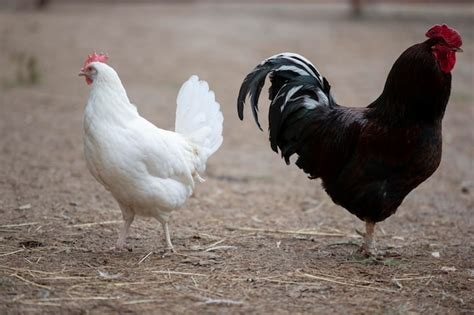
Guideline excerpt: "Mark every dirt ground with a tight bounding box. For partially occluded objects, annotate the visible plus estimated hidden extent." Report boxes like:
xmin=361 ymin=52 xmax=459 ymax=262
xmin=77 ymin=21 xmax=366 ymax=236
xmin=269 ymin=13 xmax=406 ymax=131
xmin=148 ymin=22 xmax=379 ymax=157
xmin=0 ymin=2 xmax=473 ymax=314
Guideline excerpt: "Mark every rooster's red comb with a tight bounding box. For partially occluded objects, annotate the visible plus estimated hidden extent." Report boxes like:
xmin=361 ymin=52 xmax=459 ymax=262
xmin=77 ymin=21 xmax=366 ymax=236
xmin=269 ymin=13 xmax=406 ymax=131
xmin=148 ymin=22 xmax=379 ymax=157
xmin=426 ymin=24 xmax=462 ymax=48
xmin=83 ymin=52 xmax=109 ymax=68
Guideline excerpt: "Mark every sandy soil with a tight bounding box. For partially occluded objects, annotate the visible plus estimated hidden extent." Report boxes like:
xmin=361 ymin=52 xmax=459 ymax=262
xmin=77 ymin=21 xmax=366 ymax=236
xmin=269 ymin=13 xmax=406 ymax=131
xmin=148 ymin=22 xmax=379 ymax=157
xmin=0 ymin=2 xmax=473 ymax=314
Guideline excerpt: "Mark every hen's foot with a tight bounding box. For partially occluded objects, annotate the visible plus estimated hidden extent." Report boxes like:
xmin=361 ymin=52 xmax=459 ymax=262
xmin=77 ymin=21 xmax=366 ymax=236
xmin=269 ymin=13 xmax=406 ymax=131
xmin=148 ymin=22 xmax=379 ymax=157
xmin=158 ymin=246 xmax=177 ymax=258
xmin=114 ymin=241 xmax=133 ymax=252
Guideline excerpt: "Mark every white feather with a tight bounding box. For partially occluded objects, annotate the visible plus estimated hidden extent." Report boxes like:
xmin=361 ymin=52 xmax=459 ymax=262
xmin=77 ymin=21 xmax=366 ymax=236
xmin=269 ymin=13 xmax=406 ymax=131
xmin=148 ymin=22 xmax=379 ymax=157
xmin=281 ymin=85 xmax=303 ymax=111
xmin=302 ymin=97 xmax=319 ymax=109
xmin=82 ymin=64 xmax=223 ymax=225
xmin=266 ymin=52 xmax=323 ymax=83
xmin=316 ymin=90 xmax=329 ymax=106
xmin=176 ymin=75 xmax=224 ymax=168
xmin=275 ymin=65 xmax=308 ymax=76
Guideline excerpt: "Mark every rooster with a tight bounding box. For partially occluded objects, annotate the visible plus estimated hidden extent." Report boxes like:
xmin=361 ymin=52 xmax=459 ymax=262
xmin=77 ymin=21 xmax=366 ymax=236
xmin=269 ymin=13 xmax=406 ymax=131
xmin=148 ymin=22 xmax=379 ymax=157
xmin=237 ymin=24 xmax=462 ymax=255
xmin=79 ymin=53 xmax=223 ymax=251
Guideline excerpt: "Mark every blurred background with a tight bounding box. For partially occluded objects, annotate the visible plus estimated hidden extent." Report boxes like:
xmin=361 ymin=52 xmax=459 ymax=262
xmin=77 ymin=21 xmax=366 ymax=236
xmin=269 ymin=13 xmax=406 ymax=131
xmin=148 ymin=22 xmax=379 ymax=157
xmin=0 ymin=0 xmax=473 ymax=313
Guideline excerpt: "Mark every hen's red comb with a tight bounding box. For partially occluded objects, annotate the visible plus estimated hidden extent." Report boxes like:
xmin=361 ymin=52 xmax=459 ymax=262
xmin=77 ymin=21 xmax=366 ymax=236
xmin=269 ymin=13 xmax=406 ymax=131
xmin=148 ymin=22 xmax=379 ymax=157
xmin=83 ymin=52 xmax=109 ymax=68
xmin=426 ymin=24 xmax=462 ymax=48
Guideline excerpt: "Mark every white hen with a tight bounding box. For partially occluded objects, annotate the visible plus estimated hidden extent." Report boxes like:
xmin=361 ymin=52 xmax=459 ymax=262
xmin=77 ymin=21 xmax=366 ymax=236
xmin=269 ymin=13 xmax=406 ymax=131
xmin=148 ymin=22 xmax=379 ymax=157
xmin=79 ymin=53 xmax=223 ymax=251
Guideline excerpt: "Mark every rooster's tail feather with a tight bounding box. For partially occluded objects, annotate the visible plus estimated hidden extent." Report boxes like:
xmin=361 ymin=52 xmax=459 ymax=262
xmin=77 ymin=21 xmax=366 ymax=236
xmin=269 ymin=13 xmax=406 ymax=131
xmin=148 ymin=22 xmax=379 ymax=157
xmin=237 ymin=53 xmax=333 ymax=162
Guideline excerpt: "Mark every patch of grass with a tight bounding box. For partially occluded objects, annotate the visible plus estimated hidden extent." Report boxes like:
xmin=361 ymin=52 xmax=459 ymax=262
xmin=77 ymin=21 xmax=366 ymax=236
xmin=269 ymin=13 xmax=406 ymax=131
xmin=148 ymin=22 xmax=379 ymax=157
xmin=347 ymin=256 xmax=404 ymax=267
xmin=2 ymin=51 xmax=41 ymax=88
xmin=327 ymin=239 xmax=361 ymax=247
xmin=356 ymin=257 xmax=380 ymax=266
xmin=382 ymin=258 xmax=403 ymax=267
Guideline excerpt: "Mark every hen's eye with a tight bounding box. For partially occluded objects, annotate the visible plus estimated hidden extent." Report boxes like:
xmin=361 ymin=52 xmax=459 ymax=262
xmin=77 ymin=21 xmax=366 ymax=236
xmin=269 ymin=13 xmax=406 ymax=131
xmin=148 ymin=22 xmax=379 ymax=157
xmin=87 ymin=67 xmax=93 ymax=72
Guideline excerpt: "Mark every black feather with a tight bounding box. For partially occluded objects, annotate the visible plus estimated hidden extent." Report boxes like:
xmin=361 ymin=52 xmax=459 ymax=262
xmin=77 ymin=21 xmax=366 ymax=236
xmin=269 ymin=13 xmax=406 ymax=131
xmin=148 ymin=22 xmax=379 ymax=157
xmin=237 ymin=40 xmax=454 ymax=227
xmin=237 ymin=53 xmax=329 ymax=135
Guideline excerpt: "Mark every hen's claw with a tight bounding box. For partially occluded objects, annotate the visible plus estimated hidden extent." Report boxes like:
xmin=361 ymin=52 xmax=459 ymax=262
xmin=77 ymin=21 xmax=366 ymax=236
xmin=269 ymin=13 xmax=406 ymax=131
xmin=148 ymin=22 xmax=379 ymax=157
xmin=114 ymin=242 xmax=133 ymax=252
xmin=159 ymin=246 xmax=177 ymax=258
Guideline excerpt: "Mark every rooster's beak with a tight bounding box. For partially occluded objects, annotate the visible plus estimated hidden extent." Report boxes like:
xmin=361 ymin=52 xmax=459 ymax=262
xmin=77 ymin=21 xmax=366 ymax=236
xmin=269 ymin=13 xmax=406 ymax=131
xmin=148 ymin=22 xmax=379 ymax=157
xmin=452 ymin=47 xmax=463 ymax=52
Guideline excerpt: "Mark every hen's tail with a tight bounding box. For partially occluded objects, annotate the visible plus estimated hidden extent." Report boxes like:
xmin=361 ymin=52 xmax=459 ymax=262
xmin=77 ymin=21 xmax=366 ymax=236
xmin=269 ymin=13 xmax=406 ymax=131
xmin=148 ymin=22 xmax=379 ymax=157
xmin=237 ymin=53 xmax=334 ymax=163
xmin=175 ymin=75 xmax=223 ymax=163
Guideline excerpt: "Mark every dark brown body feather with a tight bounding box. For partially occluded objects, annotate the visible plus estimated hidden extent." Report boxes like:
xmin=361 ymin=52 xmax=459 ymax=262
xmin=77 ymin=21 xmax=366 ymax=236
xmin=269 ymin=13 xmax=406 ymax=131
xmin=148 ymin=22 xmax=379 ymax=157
xmin=238 ymin=38 xmax=451 ymax=223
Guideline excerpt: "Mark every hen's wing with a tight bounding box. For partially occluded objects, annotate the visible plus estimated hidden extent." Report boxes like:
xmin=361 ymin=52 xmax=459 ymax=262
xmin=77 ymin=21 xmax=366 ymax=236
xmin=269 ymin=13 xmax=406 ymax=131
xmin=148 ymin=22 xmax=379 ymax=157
xmin=127 ymin=117 xmax=200 ymax=188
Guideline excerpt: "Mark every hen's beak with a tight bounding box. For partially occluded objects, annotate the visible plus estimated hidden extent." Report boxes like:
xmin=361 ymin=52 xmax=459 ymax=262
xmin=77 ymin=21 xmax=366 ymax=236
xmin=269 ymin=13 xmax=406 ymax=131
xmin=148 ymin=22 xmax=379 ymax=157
xmin=452 ymin=47 xmax=463 ymax=52
xmin=78 ymin=68 xmax=86 ymax=76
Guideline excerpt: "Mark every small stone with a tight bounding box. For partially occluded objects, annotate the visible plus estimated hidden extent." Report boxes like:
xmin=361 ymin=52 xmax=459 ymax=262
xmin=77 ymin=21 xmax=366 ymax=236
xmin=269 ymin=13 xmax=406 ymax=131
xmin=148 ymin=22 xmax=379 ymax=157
xmin=17 ymin=204 xmax=31 ymax=210
xmin=431 ymin=251 xmax=440 ymax=258
xmin=460 ymin=180 xmax=473 ymax=194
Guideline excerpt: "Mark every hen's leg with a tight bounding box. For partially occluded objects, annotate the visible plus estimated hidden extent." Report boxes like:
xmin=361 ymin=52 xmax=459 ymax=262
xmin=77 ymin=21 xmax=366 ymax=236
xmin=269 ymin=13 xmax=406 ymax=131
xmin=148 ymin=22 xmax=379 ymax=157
xmin=359 ymin=221 xmax=376 ymax=256
xmin=162 ymin=221 xmax=175 ymax=252
xmin=116 ymin=208 xmax=134 ymax=250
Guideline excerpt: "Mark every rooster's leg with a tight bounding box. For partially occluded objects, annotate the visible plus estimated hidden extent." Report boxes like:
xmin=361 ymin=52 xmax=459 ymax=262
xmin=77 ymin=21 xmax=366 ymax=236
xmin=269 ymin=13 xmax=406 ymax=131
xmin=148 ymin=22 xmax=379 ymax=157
xmin=359 ymin=221 xmax=376 ymax=256
xmin=162 ymin=222 xmax=175 ymax=252
xmin=116 ymin=212 xmax=134 ymax=250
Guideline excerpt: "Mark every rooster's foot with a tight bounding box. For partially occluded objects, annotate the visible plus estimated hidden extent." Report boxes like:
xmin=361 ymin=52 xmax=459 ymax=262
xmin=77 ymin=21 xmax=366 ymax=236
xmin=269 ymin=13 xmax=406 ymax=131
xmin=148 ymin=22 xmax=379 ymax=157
xmin=357 ymin=244 xmax=377 ymax=257
xmin=356 ymin=221 xmax=377 ymax=257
